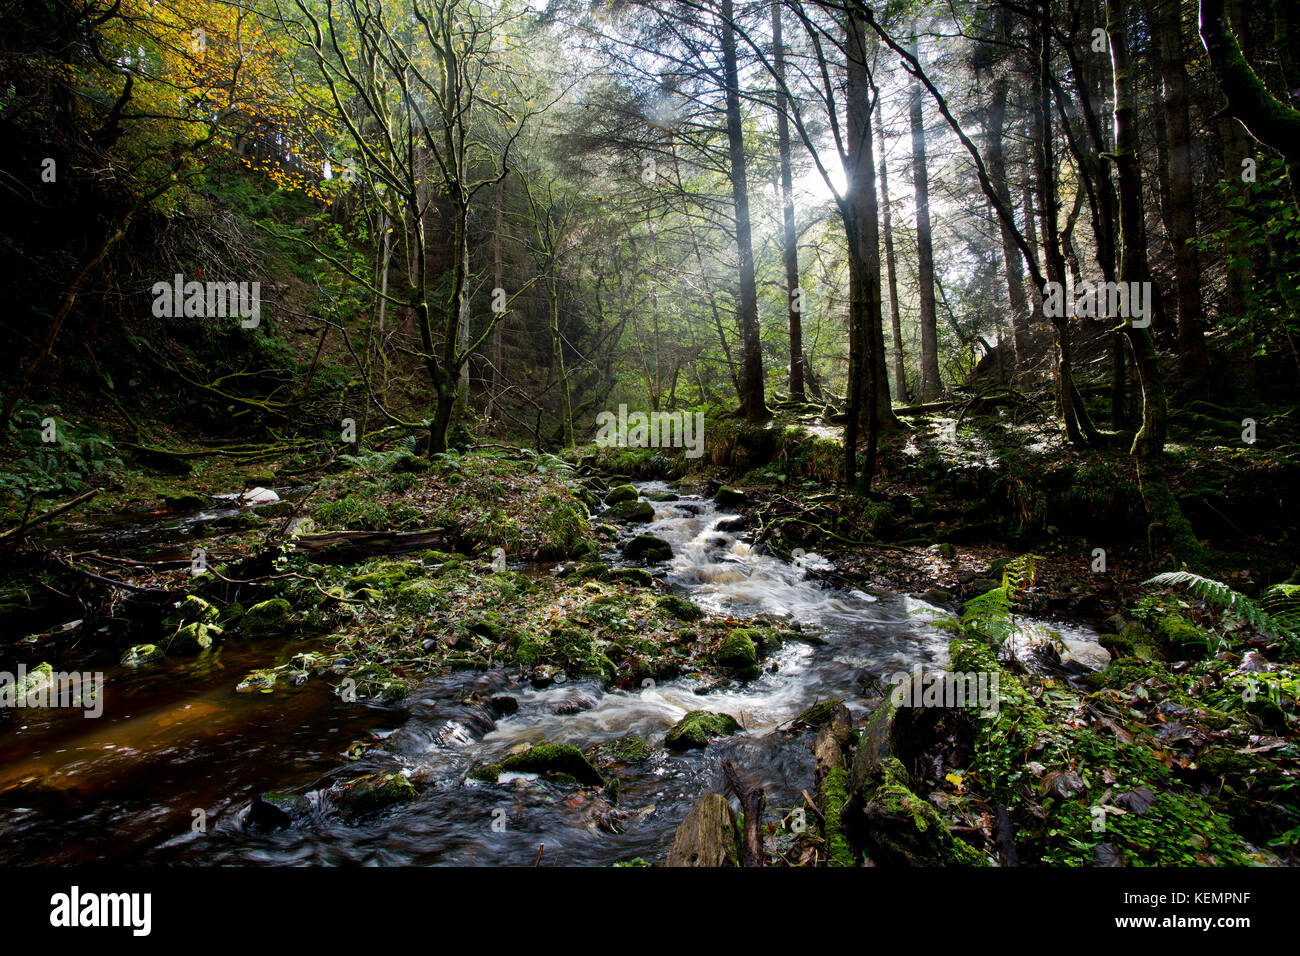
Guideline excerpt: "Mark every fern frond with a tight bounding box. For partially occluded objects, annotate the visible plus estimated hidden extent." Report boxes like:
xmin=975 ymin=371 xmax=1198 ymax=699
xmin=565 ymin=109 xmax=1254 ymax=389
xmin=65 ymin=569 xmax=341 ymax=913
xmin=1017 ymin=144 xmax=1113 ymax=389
xmin=1144 ymin=571 xmax=1289 ymax=640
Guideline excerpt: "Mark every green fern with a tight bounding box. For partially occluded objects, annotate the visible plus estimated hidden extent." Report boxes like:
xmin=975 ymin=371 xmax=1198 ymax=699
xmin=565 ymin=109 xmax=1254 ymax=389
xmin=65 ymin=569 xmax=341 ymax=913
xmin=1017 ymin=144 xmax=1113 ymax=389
xmin=1145 ymin=571 xmax=1300 ymax=647
xmin=946 ymin=554 xmax=1040 ymax=644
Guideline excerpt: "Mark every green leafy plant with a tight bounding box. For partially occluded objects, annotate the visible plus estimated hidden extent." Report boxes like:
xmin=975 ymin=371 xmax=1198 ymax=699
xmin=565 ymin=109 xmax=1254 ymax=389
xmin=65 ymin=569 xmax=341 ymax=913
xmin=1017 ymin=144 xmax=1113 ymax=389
xmin=1145 ymin=571 xmax=1300 ymax=651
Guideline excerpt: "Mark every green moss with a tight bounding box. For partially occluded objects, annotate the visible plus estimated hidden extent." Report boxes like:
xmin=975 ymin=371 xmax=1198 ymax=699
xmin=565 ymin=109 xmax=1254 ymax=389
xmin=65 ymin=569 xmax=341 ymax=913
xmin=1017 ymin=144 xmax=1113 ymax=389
xmin=600 ymin=735 xmax=653 ymax=764
xmin=624 ymin=534 xmax=674 ymax=563
xmin=241 ymin=598 xmax=294 ymax=636
xmin=168 ymin=620 xmax=221 ymax=654
xmin=348 ymin=562 xmax=420 ymax=590
xmin=821 ymin=766 xmax=855 ymax=866
xmin=794 ymin=699 xmax=844 ymax=728
xmin=498 ymin=743 xmax=605 ymax=787
xmin=869 ymin=758 xmax=989 ymax=866
xmin=665 ymin=710 xmax=741 ymax=750
xmin=120 ymin=644 xmax=164 ymax=666
xmin=656 ymin=594 xmax=705 ymax=622
xmin=605 ymin=500 xmax=654 ymax=523
xmin=608 ymin=567 xmax=653 ymax=588
xmin=331 ymin=772 xmax=417 ymax=821
xmin=715 ymin=629 xmax=759 ymax=668
xmin=604 ymin=484 xmax=639 ymax=505
xmin=1155 ymin=612 xmax=1212 ymax=659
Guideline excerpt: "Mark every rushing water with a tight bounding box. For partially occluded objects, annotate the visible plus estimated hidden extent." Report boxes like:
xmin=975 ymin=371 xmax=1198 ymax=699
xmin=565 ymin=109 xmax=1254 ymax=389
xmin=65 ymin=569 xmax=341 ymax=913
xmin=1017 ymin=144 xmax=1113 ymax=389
xmin=0 ymin=483 xmax=1101 ymax=866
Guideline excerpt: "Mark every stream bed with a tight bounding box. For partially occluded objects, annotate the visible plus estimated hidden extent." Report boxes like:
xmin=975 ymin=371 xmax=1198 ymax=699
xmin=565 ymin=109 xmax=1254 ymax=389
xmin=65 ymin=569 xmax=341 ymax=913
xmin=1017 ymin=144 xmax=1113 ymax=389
xmin=0 ymin=483 xmax=1104 ymax=865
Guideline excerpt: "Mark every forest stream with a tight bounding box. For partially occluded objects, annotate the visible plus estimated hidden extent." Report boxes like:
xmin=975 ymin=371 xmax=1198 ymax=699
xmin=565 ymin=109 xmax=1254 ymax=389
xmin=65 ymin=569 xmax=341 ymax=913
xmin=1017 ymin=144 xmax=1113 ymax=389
xmin=0 ymin=482 xmax=1107 ymax=866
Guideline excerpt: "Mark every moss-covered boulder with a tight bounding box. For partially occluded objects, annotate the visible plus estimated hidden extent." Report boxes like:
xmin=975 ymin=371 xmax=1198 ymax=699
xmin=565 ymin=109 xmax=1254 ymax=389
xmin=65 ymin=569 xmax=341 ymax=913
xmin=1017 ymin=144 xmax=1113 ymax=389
xmin=609 ymin=567 xmax=654 ymax=588
xmin=168 ymin=621 xmax=221 ymax=655
xmin=1154 ymin=612 xmax=1212 ymax=659
xmin=496 ymin=743 xmax=605 ymax=787
xmin=606 ymin=500 xmax=654 ymax=523
xmin=174 ymin=595 xmax=219 ymax=626
xmin=715 ymin=629 xmax=760 ymax=669
xmin=241 ymin=598 xmax=294 ymax=636
xmin=330 ymin=772 xmax=417 ymax=822
xmin=665 ymin=710 xmax=741 ymax=750
xmin=656 ymin=594 xmax=705 ymax=622
xmin=605 ymin=484 xmax=640 ymax=506
xmin=121 ymin=644 xmax=164 ymax=666
xmin=624 ymin=534 xmax=673 ymax=563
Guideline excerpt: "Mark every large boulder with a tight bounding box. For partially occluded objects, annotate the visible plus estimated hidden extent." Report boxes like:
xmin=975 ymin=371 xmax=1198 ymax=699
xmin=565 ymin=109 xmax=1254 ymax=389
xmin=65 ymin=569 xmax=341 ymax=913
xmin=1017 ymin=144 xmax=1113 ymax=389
xmin=606 ymin=500 xmax=654 ymax=523
xmin=715 ymin=629 xmax=759 ymax=669
xmin=241 ymin=598 xmax=294 ymax=636
xmin=624 ymin=535 xmax=673 ymax=563
xmin=604 ymin=484 xmax=639 ymax=506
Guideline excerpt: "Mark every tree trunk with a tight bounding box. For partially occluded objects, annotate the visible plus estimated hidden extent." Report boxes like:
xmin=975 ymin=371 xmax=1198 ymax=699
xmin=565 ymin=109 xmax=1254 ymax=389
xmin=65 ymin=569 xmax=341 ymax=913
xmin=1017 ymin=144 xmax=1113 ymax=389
xmin=1154 ymin=0 xmax=1210 ymax=381
xmin=1108 ymin=0 xmax=1205 ymax=567
xmin=909 ymin=37 xmax=943 ymax=402
xmin=877 ymin=109 xmax=910 ymax=403
xmin=982 ymin=72 xmax=1032 ymax=374
xmin=844 ymin=9 xmax=885 ymax=490
xmin=773 ymin=0 xmax=805 ymax=402
xmin=720 ymin=0 xmax=767 ymax=421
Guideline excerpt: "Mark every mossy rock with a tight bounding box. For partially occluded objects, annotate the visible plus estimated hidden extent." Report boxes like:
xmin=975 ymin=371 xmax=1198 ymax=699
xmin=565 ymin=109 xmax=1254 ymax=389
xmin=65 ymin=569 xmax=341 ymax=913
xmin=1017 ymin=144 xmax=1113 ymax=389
xmin=599 ymin=735 xmax=653 ymax=764
xmin=172 ymin=595 xmax=219 ymax=626
xmin=168 ymin=620 xmax=221 ymax=655
xmin=10 ymin=661 xmax=53 ymax=699
xmin=656 ymin=594 xmax=705 ymax=622
xmin=235 ymin=668 xmax=281 ymax=693
xmin=498 ymin=743 xmax=605 ymax=787
xmin=241 ymin=598 xmax=294 ymax=636
xmin=624 ymin=534 xmax=674 ymax=563
xmin=665 ymin=710 xmax=741 ymax=750
xmin=564 ymin=560 xmax=610 ymax=581
xmin=715 ymin=629 xmax=760 ymax=669
xmin=606 ymin=500 xmax=654 ymax=523
xmin=642 ymin=490 xmax=678 ymax=502
xmin=330 ymin=772 xmax=417 ymax=822
xmin=860 ymin=757 xmax=989 ymax=866
xmin=1099 ymin=623 xmax=1163 ymax=662
xmin=1154 ymin=612 xmax=1212 ymax=659
xmin=348 ymin=562 xmax=419 ymax=590
xmin=609 ymin=567 xmax=654 ymax=588
xmin=605 ymin=484 xmax=640 ymax=505
xmin=121 ymin=644 xmax=164 ymax=666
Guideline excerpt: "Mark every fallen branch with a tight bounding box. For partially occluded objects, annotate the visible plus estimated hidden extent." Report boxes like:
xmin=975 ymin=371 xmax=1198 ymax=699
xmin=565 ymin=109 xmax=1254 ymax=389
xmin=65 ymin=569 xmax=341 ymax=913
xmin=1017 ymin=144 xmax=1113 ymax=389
xmin=0 ymin=489 xmax=99 ymax=544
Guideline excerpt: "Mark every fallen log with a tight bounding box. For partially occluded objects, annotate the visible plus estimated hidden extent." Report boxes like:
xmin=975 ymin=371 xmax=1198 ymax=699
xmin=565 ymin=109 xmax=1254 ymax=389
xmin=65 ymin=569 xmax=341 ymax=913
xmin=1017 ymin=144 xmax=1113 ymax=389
xmin=722 ymin=759 xmax=766 ymax=867
xmin=665 ymin=792 xmax=740 ymax=867
xmin=0 ymin=489 xmax=99 ymax=544
xmin=291 ymin=530 xmax=453 ymax=562
xmin=813 ymin=703 xmax=855 ymax=866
